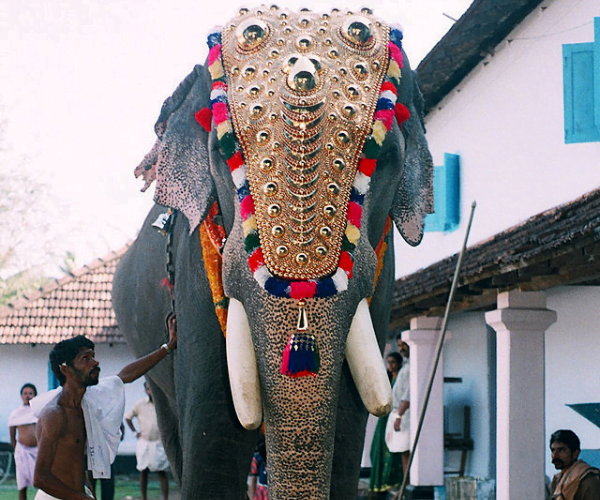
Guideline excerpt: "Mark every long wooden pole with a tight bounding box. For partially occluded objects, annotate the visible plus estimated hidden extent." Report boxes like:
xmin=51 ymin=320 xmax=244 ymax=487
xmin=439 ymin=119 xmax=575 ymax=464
xmin=395 ymin=201 xmax=477 ymax=499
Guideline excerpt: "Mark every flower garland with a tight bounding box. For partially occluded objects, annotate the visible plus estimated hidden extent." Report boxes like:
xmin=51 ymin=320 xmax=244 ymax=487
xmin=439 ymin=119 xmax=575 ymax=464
xmin=200 ymin=26 xmax=409 ymax=301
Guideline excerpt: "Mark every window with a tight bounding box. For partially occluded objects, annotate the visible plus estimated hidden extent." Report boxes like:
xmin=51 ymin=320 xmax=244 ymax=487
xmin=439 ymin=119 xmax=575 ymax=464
xmin=424 ymin=153 xmax=461 ymax=233
xmin=563 ymin=17 xmax=600 ymax=144
xmin=48 ymin=361 xmax=59 ymax=390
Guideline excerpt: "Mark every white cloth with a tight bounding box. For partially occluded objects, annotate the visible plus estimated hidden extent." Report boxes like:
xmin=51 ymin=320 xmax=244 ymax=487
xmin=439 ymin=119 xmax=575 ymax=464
xmin=385 ymin=360 xmax=410 ymax=453
xmin=8 ymin=405 xmax=38 ymax=427
xmin=135 ymin=437 xmax=169 ymax=472
xmin=30 ymin=376 xmax=125 ymax=479
xmin=33 ymin=486 xmax=93 ymax=500
xmin=34 ymin=489 xmax=61 ymax=500
xmin=14 ymin=442 xmax=38 ymax=490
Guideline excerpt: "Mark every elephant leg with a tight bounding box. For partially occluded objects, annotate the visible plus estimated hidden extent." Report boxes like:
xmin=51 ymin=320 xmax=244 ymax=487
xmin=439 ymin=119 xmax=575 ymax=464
xmin=330 ymin=362 xmax=370 ymax=500
xmin=174 ymin=227 xmax=257 ymax=499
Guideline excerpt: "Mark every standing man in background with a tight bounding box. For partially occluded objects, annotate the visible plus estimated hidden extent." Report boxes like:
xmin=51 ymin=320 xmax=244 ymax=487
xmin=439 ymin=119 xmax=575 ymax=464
xmin=126 ymin=382 xmax=170 ymax=500
xmin=9 ymin=383 xmax=39 ymax=500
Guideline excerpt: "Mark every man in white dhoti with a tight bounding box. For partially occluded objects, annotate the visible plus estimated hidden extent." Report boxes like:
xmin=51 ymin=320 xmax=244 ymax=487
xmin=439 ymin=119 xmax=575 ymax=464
xmin=9 ymin=383 xmax=39 ymax=500
xmin=392 ymin=334 xmax=411 ymax=479
xmin=126 ymin=382 xmax=170 ymax=500
xmin=31 ymin=315 xmax=177 ymax=500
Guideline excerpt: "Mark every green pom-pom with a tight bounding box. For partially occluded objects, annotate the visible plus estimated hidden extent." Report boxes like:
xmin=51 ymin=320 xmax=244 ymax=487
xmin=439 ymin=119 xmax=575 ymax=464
xmin=219 ymin=133 xmax=237 ymax=158
xmin=244 ymin=231 xmax=260 ymax=254
xmin=363 ymin=136 xmax=381 ymax=159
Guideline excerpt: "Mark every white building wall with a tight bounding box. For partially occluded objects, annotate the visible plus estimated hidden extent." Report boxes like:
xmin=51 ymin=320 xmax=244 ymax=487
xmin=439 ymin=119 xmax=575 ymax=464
xmin=545 ymin=286 xmax=600 ymax=479
xmin=0 ymin=343 xmax=146 ymax=455
xmin=443 ymin=312 xmax=495 ymax=478
xmin=396 ymin=0 xmax=600 ymax=278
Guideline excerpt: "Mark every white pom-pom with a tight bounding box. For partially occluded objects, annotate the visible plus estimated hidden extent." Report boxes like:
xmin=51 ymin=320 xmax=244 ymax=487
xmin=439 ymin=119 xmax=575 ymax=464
xmin=253 ymin=267 xmax=271 ymax=288
xmin=231 ymin=165 xmax=247 ymax=189
xmin=332 ymin=268 xmax=349 ymax=292
xmin=353 ymin=172 xmax=371 ymax=195
xmin=381 ymin=90 xmax=397 ymax=103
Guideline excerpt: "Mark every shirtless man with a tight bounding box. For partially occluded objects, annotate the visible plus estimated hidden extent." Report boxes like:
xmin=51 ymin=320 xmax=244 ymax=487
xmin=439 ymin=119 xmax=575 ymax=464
xmin=9 ymin=383 xmax=39 ymax=500
xmin=32 ymin=315 xmax=177 ymax=500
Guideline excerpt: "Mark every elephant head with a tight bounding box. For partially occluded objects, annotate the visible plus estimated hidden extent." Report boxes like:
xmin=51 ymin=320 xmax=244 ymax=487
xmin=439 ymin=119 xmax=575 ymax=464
xmin=121 ymin=6 xmax=432 ymax=499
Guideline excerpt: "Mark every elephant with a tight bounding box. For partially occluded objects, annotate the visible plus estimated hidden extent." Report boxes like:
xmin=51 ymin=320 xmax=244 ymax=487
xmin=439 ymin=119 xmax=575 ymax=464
xmin=112 ymin=6 xmax=433 ymax=500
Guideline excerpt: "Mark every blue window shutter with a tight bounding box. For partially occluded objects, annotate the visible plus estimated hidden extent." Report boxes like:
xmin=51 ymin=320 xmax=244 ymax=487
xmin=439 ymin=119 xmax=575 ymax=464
xmin=563 ymin=17 xmax=600 ymax=144
xmin=48 ymin=361 xmax=59 ymax=390
xmin=424 ymin=153 xmax=461 ymax=232
xmin=595 ymin=17 xmax=600 ymax=134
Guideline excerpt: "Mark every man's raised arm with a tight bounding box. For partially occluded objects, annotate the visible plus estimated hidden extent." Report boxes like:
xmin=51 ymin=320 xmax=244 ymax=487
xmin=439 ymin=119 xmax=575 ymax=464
xmin=117 ymin=315 xmax=177 ymax=384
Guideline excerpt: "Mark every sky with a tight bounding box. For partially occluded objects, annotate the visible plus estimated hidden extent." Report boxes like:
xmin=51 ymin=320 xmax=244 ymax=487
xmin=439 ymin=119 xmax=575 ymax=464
xmin=2 ymin=0 xmax=473 ymax=278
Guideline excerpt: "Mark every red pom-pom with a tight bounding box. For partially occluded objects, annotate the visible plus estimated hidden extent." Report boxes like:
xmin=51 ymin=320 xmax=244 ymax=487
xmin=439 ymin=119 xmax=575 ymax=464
xmin=358 ymin=157 xmax=377 ymax=177
xmin=248 ymin=247 xmax=265 ymax=273
xmin=338 ymin=251 xmax=354 ymax=278
xmin=195 ymin=107 xmax=212 ymax=132
xmin=227 ymin=151 xmax=244 ymax=172
xmin=395 ymin=103 xmax=410 ymax=125
xmin=381 ymin=81 xmax=397 ymax=95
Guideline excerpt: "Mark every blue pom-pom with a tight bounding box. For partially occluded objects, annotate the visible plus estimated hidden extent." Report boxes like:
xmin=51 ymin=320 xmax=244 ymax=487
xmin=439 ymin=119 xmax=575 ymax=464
xmin=207 ymin=31 xmax=222 ymax=48
xmin=265 ymin=277 xmax=290 ymax=297
xmin=376 ymin=97 xmax=395 ymax=111
xmin=390 ymin=28 xmax=403 ymax=46
xmin=316 ymin=278 xmax=337 ymax=297
xmin=350 ymin=187 xmax=365 ymax=205
xmin=237 ymin=182 xmax=251 ymax=202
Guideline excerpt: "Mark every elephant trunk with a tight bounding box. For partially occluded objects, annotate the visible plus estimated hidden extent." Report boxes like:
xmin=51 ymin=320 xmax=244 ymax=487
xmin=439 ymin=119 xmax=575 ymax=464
xmin=226 ymin=296 xmax=390 ymax=499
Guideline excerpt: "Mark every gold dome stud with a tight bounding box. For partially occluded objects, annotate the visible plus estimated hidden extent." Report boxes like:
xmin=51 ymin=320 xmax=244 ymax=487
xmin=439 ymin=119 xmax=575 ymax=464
xmin=323 ymin=204 xmax=337 ymax=217
xmin=296 ymin=253 xmax=309 ymax=265
xmin=327 ymin=182 xmax=340 ymax=196
xmin=256 ymin=130 xmax=270 ymax=144
xmin=260 ymin=158 xmax=274 ymax=171
xmin=315 ymin=246 xmax=328 ymax=258
xmin=236 ymin=18 xmax=270 ymax=52
xmin=320 ymin=226 xmax=332 ymax=238
xmin=332 ymin=158 xmax=345 ymax=171
xmin=276 ymin=245 xmax=289 ymax=257
xmin=272 ymin=225 xmax=284 ymax=237
xmin=268 ymin=204 xmax=281 ymax=216
xmin=264 ymin=182 xmax=278 ymax=196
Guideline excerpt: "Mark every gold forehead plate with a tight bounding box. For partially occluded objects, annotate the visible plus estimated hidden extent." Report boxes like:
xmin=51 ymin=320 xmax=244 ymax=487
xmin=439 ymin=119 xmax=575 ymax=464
xmin=221 ymin=7 xmax=390 ymax=280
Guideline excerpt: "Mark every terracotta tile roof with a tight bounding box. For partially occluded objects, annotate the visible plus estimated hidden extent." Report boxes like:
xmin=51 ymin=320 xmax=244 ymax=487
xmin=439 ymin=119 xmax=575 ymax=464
xmin=0 ymin=244 xmax=131 ymax=345
xmin=417 ymin=0 xmax=545 ymax=113
xmin=390 ymin=187 xmax=600 ymax=329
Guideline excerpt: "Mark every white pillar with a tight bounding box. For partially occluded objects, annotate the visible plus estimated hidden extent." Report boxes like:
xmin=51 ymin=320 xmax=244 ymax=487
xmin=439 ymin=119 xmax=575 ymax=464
xmin=404 ymin=316 xmax=450 ymax=486
xmin=485 ymin=290 xmax=556 ymax=500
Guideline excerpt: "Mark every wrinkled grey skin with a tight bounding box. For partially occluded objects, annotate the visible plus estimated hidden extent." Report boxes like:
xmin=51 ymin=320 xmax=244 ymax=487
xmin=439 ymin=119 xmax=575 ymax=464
xmin=113 ymin=47 xmax=432 ymax=499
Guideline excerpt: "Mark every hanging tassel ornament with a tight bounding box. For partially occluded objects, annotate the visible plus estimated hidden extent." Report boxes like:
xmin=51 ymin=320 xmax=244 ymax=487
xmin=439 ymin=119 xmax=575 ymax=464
xmin=280 ymin=300 xmax=320 ymax=377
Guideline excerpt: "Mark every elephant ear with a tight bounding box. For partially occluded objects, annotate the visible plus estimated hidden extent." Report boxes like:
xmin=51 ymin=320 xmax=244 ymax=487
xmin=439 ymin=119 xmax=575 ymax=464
xmin=134 ymin=63 xmax=215 ymax=233
xmin=390 ymin=55 xmax=434 ymax=246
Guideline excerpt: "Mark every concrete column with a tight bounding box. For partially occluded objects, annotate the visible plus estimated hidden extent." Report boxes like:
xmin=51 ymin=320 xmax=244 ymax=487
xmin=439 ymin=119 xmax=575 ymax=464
xmin=485 ymin=290 xmax=557 ymax=500
xmin=404 ymin=316 xmax=451 ymax=486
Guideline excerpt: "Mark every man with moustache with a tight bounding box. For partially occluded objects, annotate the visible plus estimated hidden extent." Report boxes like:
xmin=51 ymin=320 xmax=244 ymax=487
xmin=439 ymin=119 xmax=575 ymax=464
xmin=391 ymin=333 xmax=411 ymax=480
xmin=9 ymin=383 xmax=39 ymax=500
xmin=550 ymin=429 xmax=600 ymax=500
xmin=31 ymin=315 xmax=177 ymax=500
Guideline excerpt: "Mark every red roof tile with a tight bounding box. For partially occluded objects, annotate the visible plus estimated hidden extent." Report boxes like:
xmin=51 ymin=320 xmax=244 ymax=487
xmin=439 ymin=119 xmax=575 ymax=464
xmin=0 ymin=244 xmax=132 ymax=345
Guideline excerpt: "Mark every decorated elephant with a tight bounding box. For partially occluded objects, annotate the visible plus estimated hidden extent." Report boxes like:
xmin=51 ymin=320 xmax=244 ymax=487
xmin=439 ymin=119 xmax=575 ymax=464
xmin=112 ymin=6 xmax=433 ymax=500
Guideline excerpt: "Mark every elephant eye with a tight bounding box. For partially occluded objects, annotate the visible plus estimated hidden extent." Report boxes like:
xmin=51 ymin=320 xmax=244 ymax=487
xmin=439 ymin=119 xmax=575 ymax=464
xmin=236 ymin=18 xmax=271 ymax=52
xmin=341 ymin=16 xmax=373 ymax=47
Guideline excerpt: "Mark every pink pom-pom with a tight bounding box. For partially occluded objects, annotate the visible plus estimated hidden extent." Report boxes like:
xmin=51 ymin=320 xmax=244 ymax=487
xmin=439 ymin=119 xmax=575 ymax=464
xmin=388 ymin=42 xmax=404 ymax=67
xmin=212 ymin=102 xmax=229 ymax=125
xmin=290 ymin=281 xmax=317 ymax=300
xmin=374 ymin=109 xmax=394 ymax=131
xmin=240 ymin=195 xmax=255 ymax=220
xmin=208 ymin=45 xmax=222 ymax=66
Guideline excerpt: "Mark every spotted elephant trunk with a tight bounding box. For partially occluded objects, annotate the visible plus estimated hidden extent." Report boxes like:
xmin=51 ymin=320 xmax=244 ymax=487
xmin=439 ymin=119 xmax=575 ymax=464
xmin=226 ymin=294 xmax=391 ymax=499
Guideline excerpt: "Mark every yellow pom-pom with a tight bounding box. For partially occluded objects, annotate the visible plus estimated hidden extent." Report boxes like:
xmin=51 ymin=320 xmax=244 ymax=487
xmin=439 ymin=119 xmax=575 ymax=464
xmin=388 ymin=60 xmax=401 ymax=79
xmin=209 ymin=61 xmax=225 ymax=80
xmin=217 ymin=121 xmax=232 ymax=139
xmin=242 ymin=215 xmax=257 ymax=235
xmin=372 ymin=121 xmax=387 ymax=146
xmin=346 ymin=223 xmax=361 ymax=245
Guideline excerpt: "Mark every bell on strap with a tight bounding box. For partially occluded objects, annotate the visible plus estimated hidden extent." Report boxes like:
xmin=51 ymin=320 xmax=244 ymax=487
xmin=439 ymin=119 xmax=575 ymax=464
xmin=280 ymin=300 xmax=320 ymax=377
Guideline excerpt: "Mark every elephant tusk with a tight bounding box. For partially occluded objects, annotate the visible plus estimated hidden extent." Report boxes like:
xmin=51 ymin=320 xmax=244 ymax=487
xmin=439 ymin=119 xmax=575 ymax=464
xmin=226 ymin=298 xmax=263 ymax=430
xmin=345 ymin=299 xmax=392 ymax=417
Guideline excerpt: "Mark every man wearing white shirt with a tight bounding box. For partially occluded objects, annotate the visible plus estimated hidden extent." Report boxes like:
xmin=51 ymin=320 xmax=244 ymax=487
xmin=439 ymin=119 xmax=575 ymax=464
xmin=32 ymin=315 xmax=177 ymax=500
